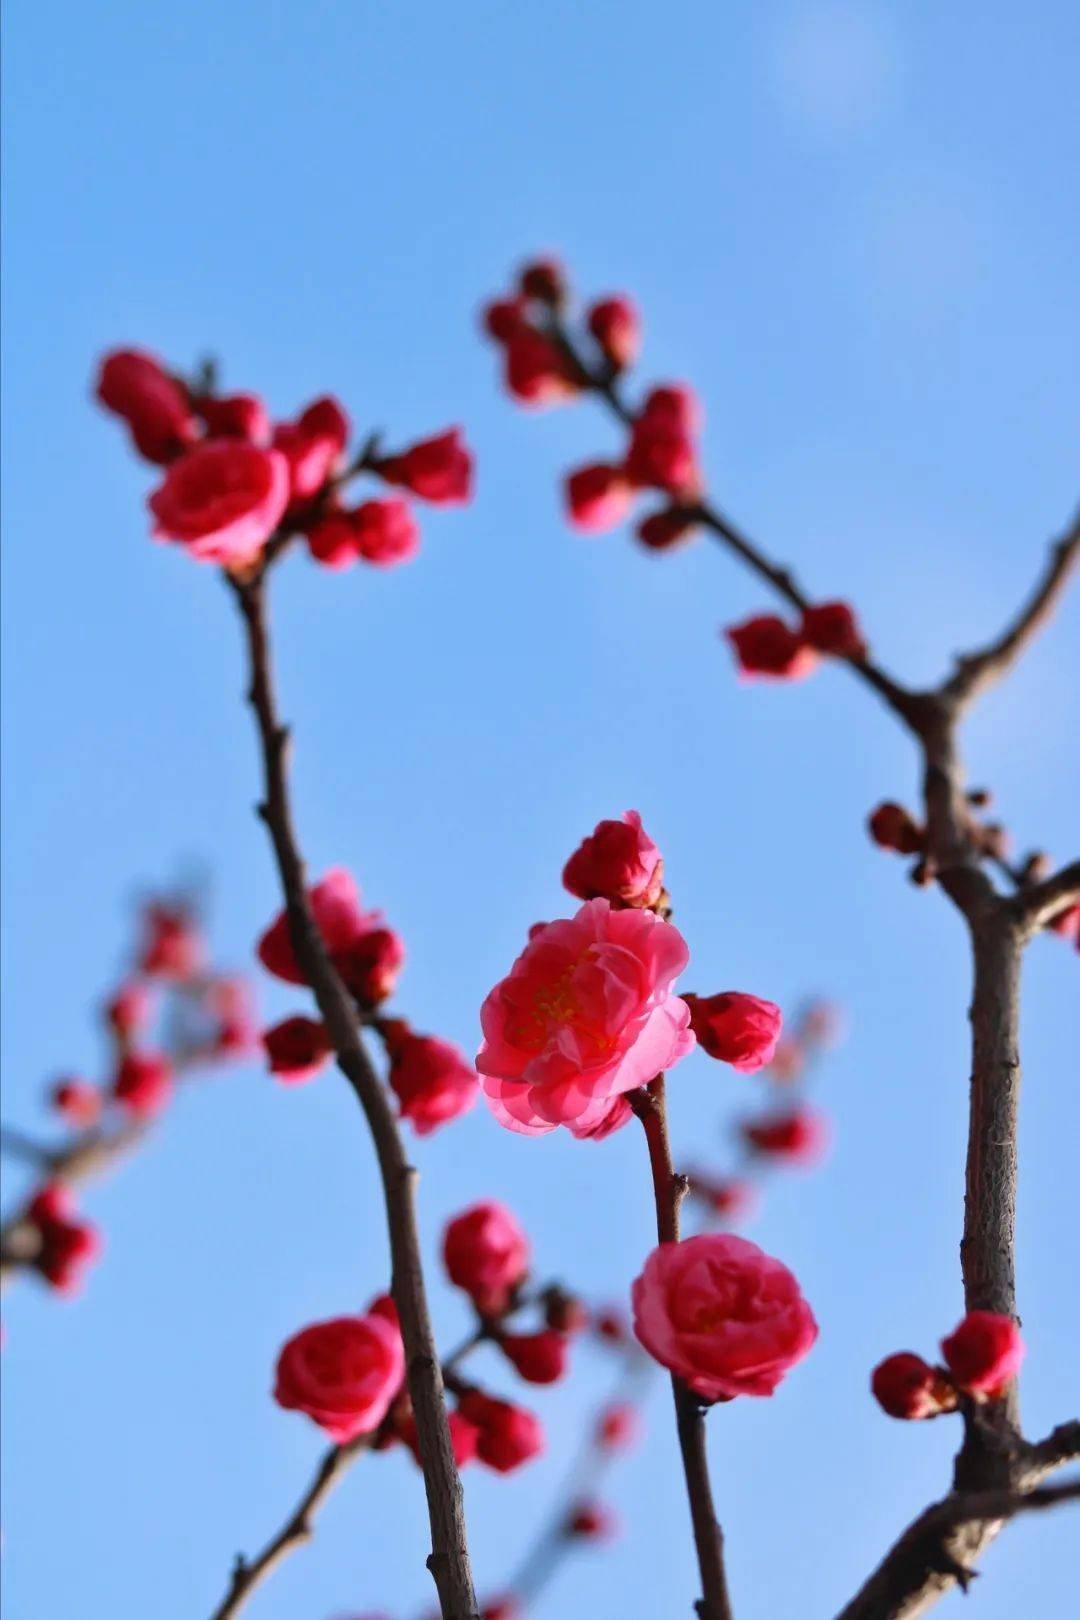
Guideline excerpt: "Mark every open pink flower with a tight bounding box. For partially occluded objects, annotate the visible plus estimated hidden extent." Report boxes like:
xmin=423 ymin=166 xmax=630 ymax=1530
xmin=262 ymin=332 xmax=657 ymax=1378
xmin=477 ymin=898 xmax=694 ymax=1135
xmin=632 ymin=1232 xmax=818 ymax=1400
xmin=273 ymin=1313 xmax=404 ymax=1442
xmin=148 ymin=440 xmax=290 ymax=567
xmin=257 ymin=867 xmax=404 ymax=1005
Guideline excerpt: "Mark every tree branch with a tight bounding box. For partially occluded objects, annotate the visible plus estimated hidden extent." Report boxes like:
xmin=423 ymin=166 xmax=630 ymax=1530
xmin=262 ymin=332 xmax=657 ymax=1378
xmin=941 ymin=517 xmax=1080 ymax=713
xmin=534 ymin=305 xmax=1080 ymax=1619
xmin=226 ymin=572 xmax=478 ymax=1620
xmin=630 ymin=1079 xmax=733 ymax=1620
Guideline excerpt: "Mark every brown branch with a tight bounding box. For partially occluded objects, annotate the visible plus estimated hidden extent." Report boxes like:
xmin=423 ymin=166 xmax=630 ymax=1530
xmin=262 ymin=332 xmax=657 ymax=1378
xmin=1009 ymin=859 xmax=1080 ymax=936
xmin=534 ymin=306 xmax=1080 ymax=1619
xmin=630 ymin=1079 xmax=734 ymax=1620
xmin=225 ymin=571 xmax=477 ymax=1620
xmin=210 ymin=1434 xmax=374 ymax=1620
xmin=941 ymin=516 xmax=1080 ymax=712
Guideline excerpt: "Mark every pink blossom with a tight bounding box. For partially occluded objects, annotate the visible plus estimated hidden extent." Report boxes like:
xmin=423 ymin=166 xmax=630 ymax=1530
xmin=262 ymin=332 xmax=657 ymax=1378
xmin=632 ymin=1232 xmax=818 ymax=1400
xmin=477 ymin=899 xmax=694 ymax=1135
xmin=148 ymin=441 xmax=290 ymax=567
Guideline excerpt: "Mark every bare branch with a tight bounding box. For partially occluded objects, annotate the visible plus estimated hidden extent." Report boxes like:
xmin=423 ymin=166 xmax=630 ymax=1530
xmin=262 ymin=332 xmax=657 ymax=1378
xmin=1009 ymin=859 xmax=1080 ymax=936
xmin=210 ymin=1435 xmax=373 ymax=1620
xmin=226 ymin=573 xmax=478 ymax=1620
xmin=941 ymin=517 xmax=1080 ymax=712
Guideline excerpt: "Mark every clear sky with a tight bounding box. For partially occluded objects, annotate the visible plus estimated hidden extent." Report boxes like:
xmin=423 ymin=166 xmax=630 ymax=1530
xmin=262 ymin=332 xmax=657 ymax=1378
xmin=2 ymin=3 xmax=1078 ymax=1618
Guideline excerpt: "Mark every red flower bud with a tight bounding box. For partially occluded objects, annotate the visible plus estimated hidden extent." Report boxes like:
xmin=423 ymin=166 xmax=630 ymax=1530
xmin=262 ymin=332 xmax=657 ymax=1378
xmin=498 ymin=1330 xmax=569 ymax=1385
xmin=683 ymin=992 xmax=782 ymax=1073
xmin=940 ymin=1311 xmax=1025 ymax=1396
xmin=96 ymin=348 xmax=197 ymax=464
xmin=596 ymin=1402 xmax=640 ymax=1451
xmin=624 ymin=416 xmax=699 ymax=497
xmin=387 ymin=1030 xmax=479 ymax=1136
xmin=641 ymin=384 xmax=701 ymax=435
xmin=458 ymin=1391 xmax=545 ymax=1473
xmin=140 ymin=903 xmax=204 ymax=980
xmin=274 ymin=1313 xmax=404 ymax=1442
xmin=263 ymin=1016 xmax=333 ymax=1085
xmin=518 ymin=257 xmax=567 ymax=306
xmin=503 ymin=329 xmax=579 ymax=406
xmin=50 ymin=1078 xmax=103 ymax=1129
xmin=868 ymin=802 xmax=924 ymax=855
xmin=741 ymin=1108 xmax=829 ymax=1166
xmin=800 ymin=601 xmax=867 ymax=659
xmin=197 ymin=392 xmax=270 ymax=443
xmin=482 ymin=298 xmax=529 ymax=343
xmin=587 ymin=296 xmax=640 ymax=369
xmin=27 ymin=1185 xmax=102 ymax=1294
xmin=725 ymin=615 xmax=817 ymax=681
xmin=442 ymin=1201 xmax=530 ymax=1315
xmin=104 ymin=980 xmax=152 ymax=1039
xmin=113 ymin=1051 xmax=173 ymax=1118
xmin=567 ymin=1500 xmax=619 ymax=1541
xmin=871 ymin=1353 xmax=957 ymax=1419
xmin=542 ymin=1288 xmax=589 ymax=1335
xmin=562 ymin=810 xmax=664 ymax=910
xmin=378 ymin=428 xmax=472 ymax=505
xmin=636 ymin=507 xmax=698 ymax=552
xmin=564 ymin=464 xmax=632 ymax=532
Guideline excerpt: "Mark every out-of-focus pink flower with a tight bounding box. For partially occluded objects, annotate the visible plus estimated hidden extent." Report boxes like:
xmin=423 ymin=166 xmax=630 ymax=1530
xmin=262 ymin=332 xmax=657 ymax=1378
xmin=381 ymin=1024 xmax=478 ymax=1135
xmin=504 ymin=329 xmax=579 ymax=406
xmin=96 ymin=348 xmax=197 ymax=464
xmin=378 ymin=429 xmax=472 ymax=504
xmin=587 ymin=296 xmax=640 ymax=369
xmin=50 ymin=1078 xmax=103 ymax=1129
xmin=683 ymin=992 xmax=782 ymax=1073
xmin=263 ymin=1016 xmax=333 ymax=1085
xmin=257 ymin=868 xmax=404 ymax=1007
xmin=596 ymin=1402 xmax=640 ymax=1451
xmin=632 ymin=1232 xmax=818 ymax=1400
xmin=498 ymin=1330 xmax=569 ymax=1385
xmin=725 ymin=615 xmax=818 ymax=681
xmin=112 ymin=1051 xmax=173 ymax=1118
xmin=800 ymin=601 xmax=867 ymax=659
xmin=148 ymin=441 xmax=290 ymax=566
xmin=562 ymin=811 xmax=664 ymax=910
xmin=197 ymin=393 xmax=270 ymax=444
xmin=741 ymin=1108 xmax=830 ymax=1166
xmin=477 ymin=899 xmax=694 ymax=1136
xmin=27 ymin=1185 xmax=102 ymax=1294
xmin=139 ymin=904 xmax=204 ymax=980
xmin=565 ymin=464 xmax=633 ymax=532
xmin=519 ymin=257 xmax=567 ymax=306
xmin=442 ymin=1201 xmax=530 ymax=1315
xmin=566 ymin=1500 xmax=619 ymax=1541
xmin=636 ymin=508 xmax=699 ymax=552
xmin=104 ymin=980 xmax=153 ymax=1040
xmin=458 ymin=1391 xmax=545 ymax=1473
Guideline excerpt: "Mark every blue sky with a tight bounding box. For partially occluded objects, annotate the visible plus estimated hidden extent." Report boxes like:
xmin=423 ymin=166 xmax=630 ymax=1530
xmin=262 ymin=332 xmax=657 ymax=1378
xmin=2 ymin=3 xmax=1078 ymax=1617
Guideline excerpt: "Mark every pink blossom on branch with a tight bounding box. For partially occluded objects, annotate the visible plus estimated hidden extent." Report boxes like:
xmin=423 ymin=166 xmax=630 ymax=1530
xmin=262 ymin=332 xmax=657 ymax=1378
xmin=273 ymin=1313 xmax=404 ymax=1443
xmin=380 ymin=1023 xmax=479 ymax=1135
xmin=871 ymin=1353 xmax=957 ymax=1420
xmin=148 ymin=440 xmax=291 ymax=568
xmin=683 ymin=991 xmax=782 ymax=1073
xmin=95 ymin=348 xmax=197 ymax=464
xmin=477 ymin=898 xmax=694 ymax=1135
xmin=457 ymin=1391 xmax=545 ymax=1473
xmin=941 ymin=1311 xmax=1025 ymax=1397
xmin=632 ymin=1232 xmax=818 ymax=1400
xmin=256 ymin=867 xmax=404 ymax=1007
xmin=562 ymin=810 xmax=664 ymax=910
xmin=442 ymin=1200 xmax=530 ymax=1315
xmin=26 ymin=1185 xmax=102 ymax=1294
xmin=112 ymin=1050 xmax=173 ymax=1118
xmin=740 ymin=1107 xmax=830 ymax=1166
xmin=263 ymin=1016 xmax=333 ymax=1085
xmin=377 ymin=428 xmax=473 ymax=505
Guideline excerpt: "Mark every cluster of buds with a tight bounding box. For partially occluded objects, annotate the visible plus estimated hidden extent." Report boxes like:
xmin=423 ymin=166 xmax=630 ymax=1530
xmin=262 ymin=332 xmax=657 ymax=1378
xmin=725 ymin=601 xmax=868 ymax=681
xmin=96 ymin=348 xmax=472 ymax=574
xmin=9 ymin=891 xmax=255 ymax=1296
xmin=871 ymin=1310 xmax=1025 ymax=1419
xmin=273 ymin=1200 xmax=575 ymax=1481
xmin=482 ymin=259 xmax=706 ymax=551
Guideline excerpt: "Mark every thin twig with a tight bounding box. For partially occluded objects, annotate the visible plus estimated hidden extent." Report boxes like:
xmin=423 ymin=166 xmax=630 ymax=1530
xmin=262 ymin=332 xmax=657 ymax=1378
xmin=630 ymin=1079 xmax=733 ymax=1620
xmin=226 ymin=571 xmax=477 ymax=1620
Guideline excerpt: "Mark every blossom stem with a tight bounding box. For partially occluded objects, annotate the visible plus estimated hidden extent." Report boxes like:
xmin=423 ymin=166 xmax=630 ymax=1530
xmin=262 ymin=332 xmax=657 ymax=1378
xmin=226 ymin=571 xmax=478 ymax=1620
xmin=631 ymin=1079 xmax=734 ymax=1620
